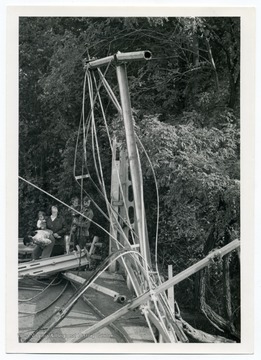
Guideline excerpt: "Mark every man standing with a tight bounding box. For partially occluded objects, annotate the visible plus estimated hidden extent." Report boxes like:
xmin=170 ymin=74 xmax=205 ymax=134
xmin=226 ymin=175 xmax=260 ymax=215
xmin=69 ymin=196 xmax=80 ymax=250
xmin=76 ymin=195 xmax=94 ymax=249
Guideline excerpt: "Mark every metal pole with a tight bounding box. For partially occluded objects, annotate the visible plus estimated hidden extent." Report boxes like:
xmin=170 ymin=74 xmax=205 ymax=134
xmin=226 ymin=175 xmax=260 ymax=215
xmin=108 ymin=139 xmax=120 ymax=272
xmin=168 ymin=265 xmax=175 ymax=314
xmin=116 ymin=63 xmax=151 ymax=267
xmin=86 ymin=50 xmax=152 ymax=70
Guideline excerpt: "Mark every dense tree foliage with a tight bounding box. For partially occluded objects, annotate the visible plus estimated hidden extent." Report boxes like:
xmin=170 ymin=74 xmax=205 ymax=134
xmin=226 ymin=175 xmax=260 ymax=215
xmin=19 ymin=17 xmax=240 ymax=326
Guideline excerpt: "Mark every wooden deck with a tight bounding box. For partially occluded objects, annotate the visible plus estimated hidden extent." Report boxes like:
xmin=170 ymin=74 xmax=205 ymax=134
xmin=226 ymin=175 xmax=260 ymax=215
xmin=18 ymin=271 xmax=154 ymax=343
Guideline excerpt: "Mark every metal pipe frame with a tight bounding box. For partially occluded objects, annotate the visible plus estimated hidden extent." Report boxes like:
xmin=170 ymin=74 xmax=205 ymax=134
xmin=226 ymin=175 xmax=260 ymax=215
xmin=86 ymin=50 xmax=152 ymax=70
xmin=73 ymin=239 xmax=240 ymax=342
xmin=63 ymin=272 xmax=127 ymax=304
xmin=116 ymin=63 xmax=151 ymax=268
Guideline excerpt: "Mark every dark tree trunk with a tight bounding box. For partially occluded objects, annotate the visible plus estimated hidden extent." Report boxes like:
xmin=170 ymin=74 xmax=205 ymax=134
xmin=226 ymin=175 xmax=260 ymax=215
xmin=193 ymin=34 xmax=199 ymax=67
xmin=222 ymin=254 xmax=232 ymax=321
xmin=228 ymin=73 xmax=240 ymax=109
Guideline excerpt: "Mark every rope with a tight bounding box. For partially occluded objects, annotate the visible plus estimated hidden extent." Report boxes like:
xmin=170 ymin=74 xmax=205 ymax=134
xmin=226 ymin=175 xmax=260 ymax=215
xmin=19 ymin=58 xmax=179 ymax=342
xmin=87 ymin=70 xmax=132 ymax=248
xmin=97 ymin=68 xmax=122 ymax=113
xmin=136 ymin=135 xmax=161 ymax=281
xmin=92 ymin=67 xmax=161 ymax=287
xmin=74 ymin=66 xmax=135 ymax=246
xmin=91 ymin=70 xmax=138 ymax=245
xmin=19 ymin=275 xmax=63 ymax=286
xmin=92 ymin=72 xmax=143 ymax=250
xmin=78 ymin=64 xmax=173 ymax=339
xmin=86 ymin=71 xmax=142 ymax=295
xmin=19 ymin=280 xmax=68 ymax=315
xmin=136 ymin=144 xmax=150 ymax=276
xmin=89 ymin=70 xmax=158 ymax=300
xmin=73 ymin=64 xmax=114 ymax=218
xmin=18 ymin=274 xmax=59 ymax=302
xmin=75 ymin=66 xmax=139 ymax=251
xmin=85 ymin=68 xmax=167 ymax=326
xmin=19 ymin=173 xmax=173 ymax=342
xmin=94 ymin=68 xmax=160 ymax=276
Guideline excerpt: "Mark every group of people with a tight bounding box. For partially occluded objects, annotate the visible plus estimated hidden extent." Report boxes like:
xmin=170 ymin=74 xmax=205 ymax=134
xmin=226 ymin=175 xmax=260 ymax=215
xmin=24 ymin=195 xmax=93 ymax=260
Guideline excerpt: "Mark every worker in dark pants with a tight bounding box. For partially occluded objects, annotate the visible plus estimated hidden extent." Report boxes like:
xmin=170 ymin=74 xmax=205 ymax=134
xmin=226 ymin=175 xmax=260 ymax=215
xmin=32 ymin=205 xmax=66 ymax=259
xmin=68 ymin=196 xmax=80 ymax=250
xmin=75 ymin=195 xmax=94 ymax=250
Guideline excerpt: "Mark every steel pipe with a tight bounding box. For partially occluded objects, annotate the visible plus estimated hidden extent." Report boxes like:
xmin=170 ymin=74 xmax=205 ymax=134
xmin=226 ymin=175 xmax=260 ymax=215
xmin=63 ymin=272 xmax=127 ymax=304
xmin=86 ymin=50 xmax=152 ymax=69
xmin=117 ymin=50 xmax=152 ymax=62
xmin=116 ymin=63 xmax=151 ymax=267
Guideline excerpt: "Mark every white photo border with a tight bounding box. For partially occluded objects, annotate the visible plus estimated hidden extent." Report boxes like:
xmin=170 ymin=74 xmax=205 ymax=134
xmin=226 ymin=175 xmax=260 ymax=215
xmin=5 ymin=4 xmax=256 ymax=355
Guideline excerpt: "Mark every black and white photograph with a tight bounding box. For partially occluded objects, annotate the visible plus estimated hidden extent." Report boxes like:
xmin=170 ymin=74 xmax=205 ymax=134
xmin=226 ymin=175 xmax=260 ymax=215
xmin=3 ymin=4 xmax=257 ymax=355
